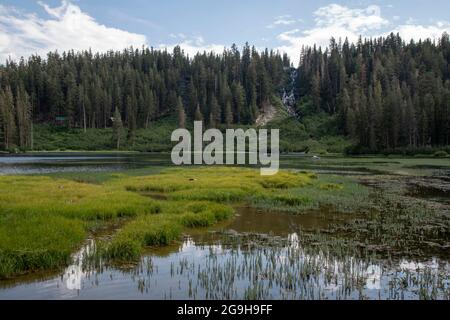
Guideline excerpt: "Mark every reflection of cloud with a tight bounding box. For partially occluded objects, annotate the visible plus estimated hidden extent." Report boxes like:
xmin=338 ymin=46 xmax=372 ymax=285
xmin=64 ymin=240 xmax=93 ymax=291
xmin=288 ymin=233 xmax=299 ymax=250
xmin=365 ymin=265 xmax=381 ymax=290
xmin=66 ymin=264 xmax=82 ymax=290
xmin=399 ymin=258 xmax=440 ymax=271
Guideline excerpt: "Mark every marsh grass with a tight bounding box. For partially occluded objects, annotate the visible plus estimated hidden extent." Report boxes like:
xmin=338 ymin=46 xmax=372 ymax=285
xmin=0 ymin=214 xmax=85 ymax=277
xmin=0 ymin=175 xmax=160 ymax=277
xmin=0 ymin=166 xmax=371 ymax=277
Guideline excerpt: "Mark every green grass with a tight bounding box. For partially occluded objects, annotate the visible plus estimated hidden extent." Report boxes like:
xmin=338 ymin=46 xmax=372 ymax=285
xmin=0 ymin=175 xmax=161 ymax=277
xmin=1 ymin=166 xmax=363 ymax=277
xmin=0 ymin=214 xmax=85 ymax=277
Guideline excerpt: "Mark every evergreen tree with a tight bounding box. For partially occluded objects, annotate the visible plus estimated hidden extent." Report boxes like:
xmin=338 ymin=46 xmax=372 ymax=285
xmin=112 ymin=108 xmax=125 ymax=149
xmin=0 ymin=86 xmax=16 ymax=149
xmin=15 ymin=85 xmax=32 ymax=148
xmin=177 ymin=96 xmax=186 ymax=128
xmin=194 ymin=104 xmax=203 ymax=122
xmin=209 ymin=95 xmax=221 ymax=127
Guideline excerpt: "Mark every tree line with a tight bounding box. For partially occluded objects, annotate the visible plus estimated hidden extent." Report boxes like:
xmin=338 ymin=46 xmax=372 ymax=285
xmin=1 ymin=33 xmax=450 ymax=152
xmin=0 ymin=44 xmax=290 ymax=150
xmin=297 ymin=33 xmax=450 ymax=152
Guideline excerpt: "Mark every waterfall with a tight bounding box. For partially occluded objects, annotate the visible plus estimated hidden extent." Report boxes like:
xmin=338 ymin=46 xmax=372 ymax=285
xmin=281 ymin=68 xmax=300 ymax=119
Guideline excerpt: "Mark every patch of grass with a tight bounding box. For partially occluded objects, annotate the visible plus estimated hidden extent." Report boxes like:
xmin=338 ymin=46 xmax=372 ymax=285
xmin=319 ymin=183 xmax=344 ymax=191
xmin=105 ymin=216 xmax=182 ymax=261
xmin=0 ymin=214 xmax=85 ymax=277
xmin=180 ymin=202 xmax=233 ymax=228
xmin=0 ymin=175 xmax=159 ymax=277
xmin=0 ymin=166 xmax=373 ymax=276
xmin=0 ymin=175 xmax=160 ymax=220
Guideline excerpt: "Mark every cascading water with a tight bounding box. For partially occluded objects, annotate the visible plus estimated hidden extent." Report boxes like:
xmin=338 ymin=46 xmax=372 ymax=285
xmin=282 ymin=67 xmax=300 ymax=119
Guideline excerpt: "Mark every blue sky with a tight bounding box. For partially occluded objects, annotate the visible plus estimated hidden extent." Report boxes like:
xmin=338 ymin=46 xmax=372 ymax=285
xmin=1 ymin=0 xmax=450 ymax=65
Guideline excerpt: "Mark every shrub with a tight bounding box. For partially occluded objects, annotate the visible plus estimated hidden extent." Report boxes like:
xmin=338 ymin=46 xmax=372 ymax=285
xmin=433 ymin=150 xmax=448 ymax=157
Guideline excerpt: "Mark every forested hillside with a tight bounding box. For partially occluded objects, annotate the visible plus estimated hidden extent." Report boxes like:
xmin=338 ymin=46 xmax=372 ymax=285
xmin=0 ymin=44 xmax=290 ymax=150
xmin=296 ymin=33 xmax=450 ymax=153
xmin=1 ymin=33 xmax=450 ymax=154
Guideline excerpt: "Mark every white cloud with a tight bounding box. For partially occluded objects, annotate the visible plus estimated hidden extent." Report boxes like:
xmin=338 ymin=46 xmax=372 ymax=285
xmin=169 ymin=33 xmax=187 ymax=39
xmin=158 ymin=36 xmax=225 ymax=58
xmin=391 ymin=22 xmax=450 ymax=43
xmin=275 ymin=4 xmax=389 ymax=65
xmin=314 ymin=4 xmax=388 ymax=32
xmin=267 ymin=15 xmax=296 ymax=29
xmin=0 ymin=0 xmax=148 ymax=62
xmin=2 ymin=1 xmax=449 ymax=69
xmin=275 ymin=4 xmax=450 ymax=66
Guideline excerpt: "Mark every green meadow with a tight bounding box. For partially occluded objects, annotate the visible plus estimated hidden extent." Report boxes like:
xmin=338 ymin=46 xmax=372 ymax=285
xmin=0 ymin=167 xmax=371 ymax=278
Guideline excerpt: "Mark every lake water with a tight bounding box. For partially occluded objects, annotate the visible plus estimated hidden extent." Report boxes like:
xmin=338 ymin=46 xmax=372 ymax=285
xmin=0 ymin=206 xmax=448 ymax=300
xmin=0 ymin=153 xmax=170 ymax=175
xmin=0 ymin=152 xmax=386 ymax=176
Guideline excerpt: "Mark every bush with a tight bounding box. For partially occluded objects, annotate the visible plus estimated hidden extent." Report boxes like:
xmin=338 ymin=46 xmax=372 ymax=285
xmin=433 ymin=150 xmax=448 ymax=157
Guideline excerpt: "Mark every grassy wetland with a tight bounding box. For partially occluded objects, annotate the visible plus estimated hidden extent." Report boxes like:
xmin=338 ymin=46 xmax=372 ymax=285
xmin=0 ymin=154 xmax=449 ymax=299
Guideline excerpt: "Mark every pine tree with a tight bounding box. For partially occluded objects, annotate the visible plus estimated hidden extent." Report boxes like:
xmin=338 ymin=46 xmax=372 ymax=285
xmin=0 ymin=86 xmax=16 ymax=149
xmin=337 ymin=88 xmax=350 ymax=134
xmin=1 ymin=35 xmax=450 ymax=152
xmin=311 ymin=72 xmax=321 ymax=111
xmin=225 ymin=101 xmax=233 ymax=126
xmin=209 ymin=96 xmax=221 ymax=128
xmin=177 ymin=96 xmax=186 ymax=128
xmin=112 ymin=108 xmax=125 ymax=149
xmin=15 ymin=85 xmax=32 ymax=148
xmin=232 ymin=82 xmax=245 ymax=123
xmin=145 ymin=90 xmax=155 ymax=129
xmin=126 ymin=95 xmax=136 ymax=145
xmin=194 ymin=104 xmax=203 ymax=122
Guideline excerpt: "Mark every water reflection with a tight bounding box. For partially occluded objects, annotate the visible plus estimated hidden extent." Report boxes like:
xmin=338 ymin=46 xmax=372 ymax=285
xmin=65 ymin=240 xmax=95 ymax=291
xmin=0 ymin=153 xmax=383 ymax=176
xmin=0 ymin=153 xmax=170 ymax=175
xmin=0 ymin=233 xmax=448 ymax=300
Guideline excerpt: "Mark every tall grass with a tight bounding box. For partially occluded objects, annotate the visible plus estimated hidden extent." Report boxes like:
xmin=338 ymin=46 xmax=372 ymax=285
xmin=0 ymin=166 xmax=368 ymax=276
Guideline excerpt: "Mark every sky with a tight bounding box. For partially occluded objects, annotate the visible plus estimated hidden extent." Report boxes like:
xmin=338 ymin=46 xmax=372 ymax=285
xmin=1 ymin=0 xmax=450 ymax=65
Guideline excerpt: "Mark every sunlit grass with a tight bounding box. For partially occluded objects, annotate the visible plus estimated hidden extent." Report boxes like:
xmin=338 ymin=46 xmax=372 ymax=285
xmin=0 ymin=166 xmax=368 ymax=277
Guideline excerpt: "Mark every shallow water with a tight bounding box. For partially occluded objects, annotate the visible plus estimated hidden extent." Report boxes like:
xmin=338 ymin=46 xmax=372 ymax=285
xmin=1 ymin=236 xmax=448 ymax=300
xmin=0 ymin=208 xmax=448 ymax=300
xmin=407 ymin=184 xmax=450 ymax=205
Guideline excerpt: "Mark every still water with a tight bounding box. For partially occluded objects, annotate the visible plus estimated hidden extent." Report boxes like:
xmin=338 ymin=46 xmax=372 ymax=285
xmin=0 ymin=152 xmax=380 ymax=175
xmin=0 ymin=207 xmax=448 ymax=300
xmin=0 ymin=153 xmax=170 ymax=175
